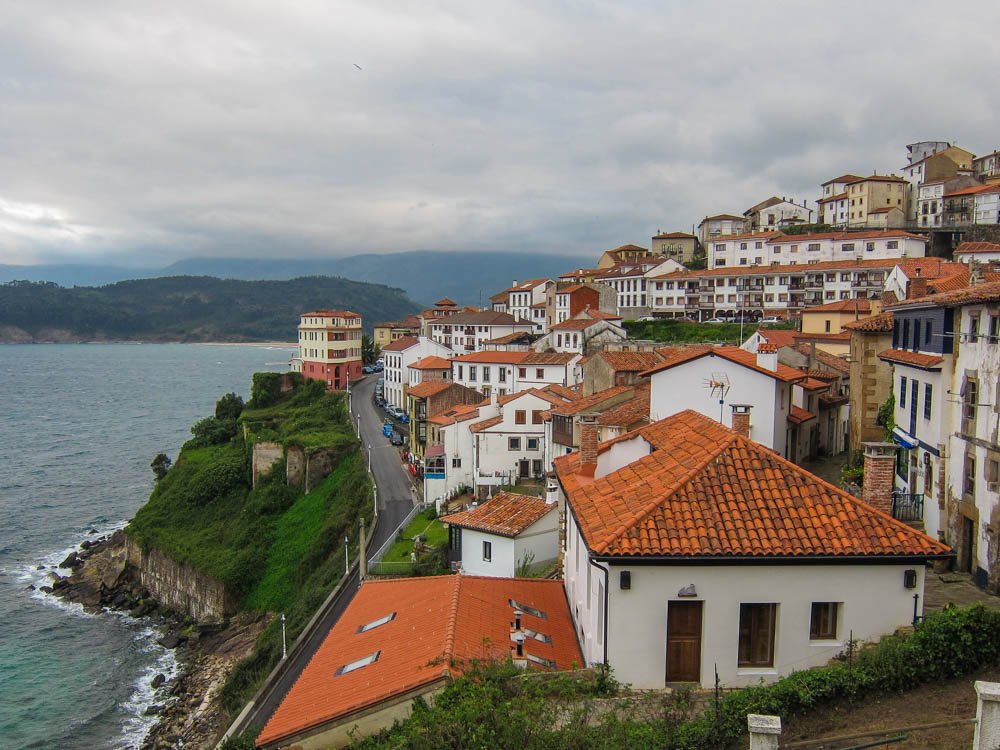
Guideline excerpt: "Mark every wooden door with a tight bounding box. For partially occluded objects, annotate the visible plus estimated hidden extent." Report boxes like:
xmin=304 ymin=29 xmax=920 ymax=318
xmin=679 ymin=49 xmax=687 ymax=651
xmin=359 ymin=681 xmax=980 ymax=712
xmin=666 ymin=601 xmax=703 ymax=684
xmin=962 ymin=517 xmax=975 ymax=574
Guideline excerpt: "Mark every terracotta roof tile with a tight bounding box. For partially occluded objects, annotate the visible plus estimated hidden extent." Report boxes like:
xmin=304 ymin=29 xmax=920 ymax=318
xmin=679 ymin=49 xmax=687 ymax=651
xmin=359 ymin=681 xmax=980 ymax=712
xmin=442 ymin=492 xmax=556 ymax=538
xmin=592 ymin=350 xmax=664 ymax=373
xmin=554 ymin=410 xmax=950 ymax=560
xmin=802 ymin=299 xmax=875 ymax=314
xmin=640 ymin=345 xmax=806 ymax=383
xmin=797 ymin=377 xmax=832 ymax=392
xmin=955 ymin=241 xmax=1000 ymax=255
xmin=381 ymin=335 xmax=420 ymax=352
xmin=522 ymin=352 xmax=577 ymax=365
xmin=653 ymin=231 xmax=696 ymax=239
xmin=429 ymin=403 xmax=482 ymax=426
xmin=549 ymin=385 xmax=633 ymax=417
xmin=843 ymin=312 xmax=894 ymax=332
xmin=788 ymin=404 xmax=818 ymax=424
xmin=300 ymin=309 xmax=361 ymax=318
xmin=755 ymin=328 xmax=799 ymax=349
xmin=409 ymin=356 xmax=452 ymax=370
xmin=451 ymin=351 xmax=531 ymax=364
xmin=878 ymin=348 xmax=945 ymax=369
xmin=257 ymin=576 xmax=581 ymax=747
xmin=888 ymin=280 xmax=1000 ymax=309
xmin=407 ymin=381 xmax=456 ymax=399
xmin=550 ymin=318 xmax=601 ymax=331
xmin=597 ymin=383 xmax=650 ymax=428
xmin=469 ymin=415 xmax=503 ymax=433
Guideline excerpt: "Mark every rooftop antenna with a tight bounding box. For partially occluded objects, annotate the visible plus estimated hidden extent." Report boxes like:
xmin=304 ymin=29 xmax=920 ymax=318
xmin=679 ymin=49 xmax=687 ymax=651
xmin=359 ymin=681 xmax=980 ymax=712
xmin=703 ymin=372 xmax=731 ymax=423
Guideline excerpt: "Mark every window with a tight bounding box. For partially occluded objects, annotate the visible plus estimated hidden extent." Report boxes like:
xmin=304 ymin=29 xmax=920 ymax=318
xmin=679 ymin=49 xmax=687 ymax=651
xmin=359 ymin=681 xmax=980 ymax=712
xmin=841 ymin=243 xmax=855 ymax=252
xmin=527 ymin=438 xmax=539 ymax=451
xmin=515 ymin=409 xmax=526 ymax=425
xmin=989 ymin=458 xmax=1000 ymax=486
xmin=358 ymin=612 xmax=396 ymax=633
xmin=810 ymin=602 xmax=839 ymax=640
xmin=963 ymin=379 xmax=978 ymax=433
xmin=738 ymin=603 xmax=777 ymax=668
xmin=965 ymin=454 xmax=976 ymax=497
xmin=969 ymin=314 xmax=980 ymax=343
xmin=887 ymin=240 xmax=899 ymax=249
xmin=808 ymin=243 xmax=820 ymax=251
xmin=755 ymin=241 xmax=763 ymax=249
xmin=508 ymin=437 xmax=521 ymax=451
xmin=924 ymin=383 xmax=933 ymax=420
xmin=740 ymin=258 xmax=748 ymax=265
xmin=469 ymin=366 xmax=477 ymax=381
xmin=456 ymin=365 xmax=463 ymax=379
xmin=865 ymin=242 xmax=875 ymax=252
xmin=336 ymin=651 xmax=381 ymax=675
xmin=518 ymin=367 xmax=526 ymax=378
xmin=824 ymin=320 xmax=831 ymax=333
xmin=900 ymin=376 xmax=907 ymax=407
xmin=740 ymin=242 xmax=748 ymax=250
xmin=452 ymin=457 xmax=462 ymax=468
xmin=499 ymin=367 xmax=507 ymax=382
xmin=532 ymin=410 xmax=544 ymax=424
xmin=483 ymin=540 xmax=492 ymax=561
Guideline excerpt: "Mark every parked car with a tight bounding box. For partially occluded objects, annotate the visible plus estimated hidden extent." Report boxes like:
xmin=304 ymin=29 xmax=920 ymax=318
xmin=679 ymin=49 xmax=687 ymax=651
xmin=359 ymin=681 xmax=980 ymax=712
xmin=760 ymin=316 xmax=783 ymax=324
xmin=704 ymin=317 xmax=727 ymax=324
xmin=390 ymin=431 xmax=404 ymax=446
xmin=373 ymin=364 xmax=384 ymax=372
xmin=362 ymin=365 xmax=374 ymax=374
xmin=397 ymin=411 xmax=409 ymax=424
xmin=383 ymin=422 xmax=394 ymax=437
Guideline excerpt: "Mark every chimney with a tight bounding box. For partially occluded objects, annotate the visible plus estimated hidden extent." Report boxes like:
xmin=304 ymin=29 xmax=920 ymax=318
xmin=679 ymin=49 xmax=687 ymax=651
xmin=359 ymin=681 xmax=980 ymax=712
xmin=756 ymin=342 xmax=778 ymax=372
xmin=907 ymin=277 xmax=928 ymax=299
xmin=545 ymin=477 xmax=560 ymax=505
xmin=862 ymin=442 xmax=897 ymax=515
xmin=510 ymin=622 xmax=527 ymax=669
xmin=731 ymin=404 xmax=752 ymax=438
xmin=579 ymin=414 xmax=600 ymax=468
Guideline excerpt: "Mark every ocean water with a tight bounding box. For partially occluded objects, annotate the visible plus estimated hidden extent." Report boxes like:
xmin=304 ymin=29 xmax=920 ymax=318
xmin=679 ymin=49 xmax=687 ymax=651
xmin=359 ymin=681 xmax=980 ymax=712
xmin=0 ymin=343 xmax=295 ymax=749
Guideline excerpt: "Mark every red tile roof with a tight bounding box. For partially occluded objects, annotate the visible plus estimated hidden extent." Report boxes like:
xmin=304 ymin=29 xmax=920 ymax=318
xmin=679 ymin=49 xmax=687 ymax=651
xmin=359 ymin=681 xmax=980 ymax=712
xmin=409 ymin=355 xmax=452 ymax=370
xmin=788 ymin=404 xmax=818 ymax=424
xmin=955 ymin=241 xmax=1000 ymax=255
xmin=468 ymin=415 xmax=503 ymax=433
xmin=427 ymin=403 xmax=482 ymax=426
xmin=522 ymin=352 xmax=577 ymax=365
xmin=435 ymin=297 xmax=458 ymax=307
xmin=888 ymin=280 xmax=1000 ymax=309
xmin=407 ymin=381 xmax=455 ymax=399
xmin=843 ymin=312 xmax=894 ymax=332
xmin=822 ymin=173 xmax=864 ymax=185
xmin=550 ymin=318 xmax=600 ymax=331
xmin=698 ymin=213 xmax=744 ymax=223
xmin=846 ymin=174 xmax=908 ymax=184
xmin=878 ymin=348 xmax=945 ymax=369
xmin=381 ymin=335 xmax=419 ymax=352
xmin=554 ymin=411 xmax=950 ymax=560
xmin=257 ymin=576 xmax=581 ymax=747
xmin=584 ymin=308 xmax=622 ymax=321
xmin=652 ymin=256 xmax=907 ymax=281
xmin=755 ymin=328 xmax=799 ymax=349
xmin=442 ymin=492 xmax=556 ymax=537
xmin=592 ymin=350 xmax=664 ymax=372
xmin=549 ymin=385 xmax=633 ymax=417
xmin=797 ymin=377 xmax=831 ymax=392
xmin=639 ymin=345 xmax=806 ymax=383
xmin=801 ymin=298 xmax=875 ymax=314
xmin=597 ymin=382 xmax=650 ymax=428
xmin=299 ymin=309 xmax=361 ymax=318
xmin=653 ymin=231 xmax=696 ymax=239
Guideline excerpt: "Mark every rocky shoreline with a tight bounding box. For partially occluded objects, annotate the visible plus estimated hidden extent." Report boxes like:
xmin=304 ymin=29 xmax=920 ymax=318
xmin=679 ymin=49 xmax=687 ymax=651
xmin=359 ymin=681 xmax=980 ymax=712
xmin=34 ymin=530 xmax=268 ymax=749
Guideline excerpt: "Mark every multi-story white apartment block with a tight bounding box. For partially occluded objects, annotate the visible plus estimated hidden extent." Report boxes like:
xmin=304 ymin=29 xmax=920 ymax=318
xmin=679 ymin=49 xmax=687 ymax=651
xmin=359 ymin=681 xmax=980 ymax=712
xmin=502 ymin=279 xmax=554 ymax=331
xmin=817 ymin=174 xmax=861 ymax=226
xmin=595 ymin=257 xmax=685 ymax=318
xmin=381 ymin=335 xmax=454 ymax=411
xmin=429 ymin=310 xmax=535 ymax=353
xmin=707 ymin=229 xmax=925 ymax=270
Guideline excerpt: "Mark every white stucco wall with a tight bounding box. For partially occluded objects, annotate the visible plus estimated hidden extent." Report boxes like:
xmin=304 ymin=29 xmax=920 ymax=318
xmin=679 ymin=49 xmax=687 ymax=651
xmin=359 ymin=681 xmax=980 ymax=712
xmin=459 ymin=528 xmax=516 ymax=577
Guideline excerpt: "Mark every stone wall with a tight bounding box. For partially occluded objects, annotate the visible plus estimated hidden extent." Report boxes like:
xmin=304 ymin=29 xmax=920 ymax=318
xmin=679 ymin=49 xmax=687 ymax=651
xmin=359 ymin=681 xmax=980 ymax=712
xmin=252 ymin=441 xmax=284 ymax=488
xmin=124 ymin=535 xmax=233 ymax=624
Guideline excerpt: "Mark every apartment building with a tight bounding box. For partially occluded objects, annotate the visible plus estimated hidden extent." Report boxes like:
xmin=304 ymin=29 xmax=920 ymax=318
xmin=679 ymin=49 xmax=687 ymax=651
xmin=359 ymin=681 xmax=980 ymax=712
xmin=597 ymin=244 xmax=650 ymax=268
xmin=744 ymin=196 xmax=813 ymax=231
xmin=843 ymin=175 xmax=908 ymax=227
xmin=545 ymin=282 xmax=615 ymax=328
xmin=429 ymin=310 xmax=535 ymax=353
xmin=381 ymin=335 xmax=454 ymax=411
xmin=817 ymin=174 xmax=861 ymax=226
xmin=293 ymin=310 xmax=363 ymax=390
xmin=917 ymin=176 xmax=982 ymax=228
xmin=697 ymin=213 xmax=744 ymax=245
xmin=595 ymin=257 xmax=685 ymax=318
xmin=372 ymin=315 xmax=420 ymax=349
xmin=650 ymin=231 xmax=698 ymax=264
xmin=973 ymin=150 xmax=1000 ymax=183
xmin=708 ymin=229 xmax=926 ymax=270
xmin=955 ymin=242 xmax=1000 ymax=264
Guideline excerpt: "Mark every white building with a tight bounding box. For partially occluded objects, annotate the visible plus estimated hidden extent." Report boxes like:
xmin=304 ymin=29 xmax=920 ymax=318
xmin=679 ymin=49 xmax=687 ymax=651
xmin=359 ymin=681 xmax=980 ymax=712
xmin=708 ymin=230 xmax=926 ymax=270
xmin=381 ymin=335 xmax=453 ymax=411
xmin=441 ymin=492 xmax=559 ymax=577
xmin=955 ymin=241 xmax=1000 ymax=265
xmin=430 ymin=310 xmax=535 ymax=353
xmin=498 ymin=279 xmax=555 ymax=332
xmin=554 ymin=410 xmax=950 ymax=689
xmin=817 ymin=174 xmax=862 ymax=226
xmin=513 ymin=352 xmax=582 ymax=390
xmin=449 ymin=351 xmax=527 ymax=400
xmin=595 ymin=257 xmax=685 ymax=317
xmin=536 ymin=313 xmax=626 ymax=356
xmin=744 ymin=196 xmax=814 ymax=231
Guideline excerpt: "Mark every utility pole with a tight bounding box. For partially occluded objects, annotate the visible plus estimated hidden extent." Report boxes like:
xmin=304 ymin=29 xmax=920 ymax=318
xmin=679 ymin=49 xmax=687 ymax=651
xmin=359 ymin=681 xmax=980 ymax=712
xmin=280 ymin=613 xmax=287 ymax=659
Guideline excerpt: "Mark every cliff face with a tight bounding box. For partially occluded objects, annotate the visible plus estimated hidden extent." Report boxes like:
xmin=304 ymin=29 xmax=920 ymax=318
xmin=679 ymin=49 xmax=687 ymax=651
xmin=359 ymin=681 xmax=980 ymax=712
xmin=125 ymin=535 xmax=234 ymax=623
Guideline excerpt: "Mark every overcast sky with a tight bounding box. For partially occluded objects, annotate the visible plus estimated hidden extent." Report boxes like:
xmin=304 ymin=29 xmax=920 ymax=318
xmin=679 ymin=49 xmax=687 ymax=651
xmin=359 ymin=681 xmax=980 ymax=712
xmin=2 ymin=1 xmax=998 ymax=266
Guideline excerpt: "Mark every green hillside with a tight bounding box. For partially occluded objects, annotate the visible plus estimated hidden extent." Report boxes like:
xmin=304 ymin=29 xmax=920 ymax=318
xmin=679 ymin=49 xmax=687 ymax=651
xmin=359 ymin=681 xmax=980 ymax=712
xmin=0 ymin=275 xmax=421 ymax=342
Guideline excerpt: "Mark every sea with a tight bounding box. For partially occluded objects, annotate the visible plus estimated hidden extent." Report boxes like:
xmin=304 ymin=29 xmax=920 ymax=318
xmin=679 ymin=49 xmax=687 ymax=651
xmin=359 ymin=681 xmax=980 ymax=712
xmin=0 ymin=343 xmax=295 ymax=749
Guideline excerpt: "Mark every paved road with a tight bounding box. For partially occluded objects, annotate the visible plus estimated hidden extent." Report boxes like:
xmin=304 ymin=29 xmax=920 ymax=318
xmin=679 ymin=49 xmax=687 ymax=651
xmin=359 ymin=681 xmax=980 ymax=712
xmin=236 ymin=375 xmax=417 ymax=738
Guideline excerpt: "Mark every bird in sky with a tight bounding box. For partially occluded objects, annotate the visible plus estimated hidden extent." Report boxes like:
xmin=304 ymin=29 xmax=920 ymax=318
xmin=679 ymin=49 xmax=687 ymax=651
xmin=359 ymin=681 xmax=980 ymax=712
xmin=353 ymin=63 xmax=362 ymax=70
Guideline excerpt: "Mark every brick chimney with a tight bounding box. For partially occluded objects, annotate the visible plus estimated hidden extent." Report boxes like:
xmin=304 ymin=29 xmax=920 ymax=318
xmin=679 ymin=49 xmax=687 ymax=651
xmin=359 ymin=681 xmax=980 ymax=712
xmin=731 ymin=404 xmax=752 ymax=438
xmin=907 ymin=276 xmax=928 ymax=300
xmin=756 ymin=342 xmax=778 ymax=372
xmin=579 ymin=414 xmax=600 ymax=468
xmin=862 ymin=442 xmax=897 ymax=515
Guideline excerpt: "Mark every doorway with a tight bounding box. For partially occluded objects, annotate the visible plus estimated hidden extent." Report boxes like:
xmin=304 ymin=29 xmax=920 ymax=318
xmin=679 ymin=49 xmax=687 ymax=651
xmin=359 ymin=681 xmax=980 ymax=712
xmin=666 ymin=600 xmax=703 ymax=684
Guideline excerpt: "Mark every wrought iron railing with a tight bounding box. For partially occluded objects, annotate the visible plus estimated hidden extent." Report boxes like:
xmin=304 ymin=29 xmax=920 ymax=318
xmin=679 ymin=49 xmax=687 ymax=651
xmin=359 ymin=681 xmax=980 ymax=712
xmin=891 ymin=492 xmax=924 ymax=523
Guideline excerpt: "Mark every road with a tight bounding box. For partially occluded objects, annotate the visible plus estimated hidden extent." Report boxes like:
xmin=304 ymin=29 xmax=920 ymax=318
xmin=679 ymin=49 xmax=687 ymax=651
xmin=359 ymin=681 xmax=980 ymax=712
xmin=235 ymin=374 xmax=417 ymax=739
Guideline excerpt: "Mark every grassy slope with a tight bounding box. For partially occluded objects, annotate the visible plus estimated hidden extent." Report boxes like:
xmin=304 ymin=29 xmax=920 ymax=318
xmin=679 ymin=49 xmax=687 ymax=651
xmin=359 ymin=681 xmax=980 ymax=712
xmin=623 ymin=319 xmax=796 ymax=345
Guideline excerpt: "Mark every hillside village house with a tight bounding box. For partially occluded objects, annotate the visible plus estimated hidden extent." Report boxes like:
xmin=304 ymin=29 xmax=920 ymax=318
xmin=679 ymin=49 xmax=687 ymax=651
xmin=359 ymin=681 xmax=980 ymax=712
xmin=429 ymin=310 xmax=535 ymax=353
xmin=405 ymin=381 xmax=483 ymax=460
xmin=650 ymin=231 xmax=699 ymax=264
xmin=882 ymin=258 xmax=969 ymax=302
xmin=973 ymin=149 xmax=1000 ymax=182
xmin=442 ymin=491 xmax=559 ymax=577
xmin=696 ymin=213 xmax=744 ymax=245
xmin=372 ymin=315 xmax=420 ymax=349
xmin=596 ymin=243 xmax=650 ymax=268
xmin=955 ymin=242 xmax=1000 ymax=264
xmin=901 ymin=143 xmax=976 ymax=219
xmin=292 ymin=310 xmax=363 ymax=390
xmin=538 ymin=313 xmax=626 ymax=357
xmin=381 ymin=335 xmax=453 ymax=411
xmin=580 ymin=349 xmax=664 ymax=395
xmin=883 ymin=281 xmax=1000 ymax=589
xmin=415 ymin=297 xmax=468 ymax=337
xmin=546 ymin=383 xmax=647 ymax=462
xmin=843 ymin=175 xmax=909 ymax=227
xmin=595 ymin=256 xmax=685 ymax=319
xmin=817 ymin=174 xmax=862 ymax=225
xmin=707 ymin=229 xmax=926 ymax=270
xmin=554 ymin=410 xmax=950 ymax=690
xmin=798 ymin=298 xmax=880 ymax=356
xmin=743 ymin=196 xmax=813 ymax=231
xmin=256 ymin=576 xmax=581 ymax=749
xmin=844 ymin=312 xmax=895 ymax=454
xmin=449 ymin=350 xmax=582 ymax=397
xmin=545 ymin=282 xmax=616 ymax=328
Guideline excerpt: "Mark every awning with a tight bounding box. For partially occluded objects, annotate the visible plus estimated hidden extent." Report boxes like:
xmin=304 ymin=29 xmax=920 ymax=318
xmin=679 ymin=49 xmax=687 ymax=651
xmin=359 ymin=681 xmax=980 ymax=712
xmin=425 ymin=444 xmax=445 ymax=457
xmin=892 ymin=428 xmax=917 ymax=450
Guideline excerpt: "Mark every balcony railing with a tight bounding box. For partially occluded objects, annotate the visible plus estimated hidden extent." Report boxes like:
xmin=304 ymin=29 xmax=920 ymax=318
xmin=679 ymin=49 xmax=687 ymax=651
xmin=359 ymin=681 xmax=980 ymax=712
xmin=891 ymin=492 xmax=924 ymax=524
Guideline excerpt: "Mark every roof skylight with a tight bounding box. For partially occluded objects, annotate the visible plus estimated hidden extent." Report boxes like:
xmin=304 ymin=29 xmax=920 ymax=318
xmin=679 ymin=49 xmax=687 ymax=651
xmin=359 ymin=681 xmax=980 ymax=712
xmin=357 ymin=612 xmax=396 ymax=633
xmin=508 ymin=599 xmax=547 ymax=619
xmin=336 ymin=651 xmax=381 ymax=676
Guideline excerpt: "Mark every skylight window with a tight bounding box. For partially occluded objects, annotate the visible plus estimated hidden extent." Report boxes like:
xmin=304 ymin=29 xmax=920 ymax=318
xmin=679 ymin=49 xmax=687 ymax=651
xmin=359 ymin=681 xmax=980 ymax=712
xmin=522 ymin=628 xmax=552 ymax=644
xmin=508 ymin=599 xmax=547 ymax=619
xmin=336 ymin=651 xmax=381 ymax=676
xmin=357 ymin=612 xmax=396 ymax=633
xmin=526 ymin=653 xmax=556 ymax=668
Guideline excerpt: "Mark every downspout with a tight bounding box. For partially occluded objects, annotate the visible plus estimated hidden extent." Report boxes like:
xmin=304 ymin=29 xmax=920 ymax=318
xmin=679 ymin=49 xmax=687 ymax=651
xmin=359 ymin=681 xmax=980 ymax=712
xmin=588 ymin=555 xmax=610 ymax=667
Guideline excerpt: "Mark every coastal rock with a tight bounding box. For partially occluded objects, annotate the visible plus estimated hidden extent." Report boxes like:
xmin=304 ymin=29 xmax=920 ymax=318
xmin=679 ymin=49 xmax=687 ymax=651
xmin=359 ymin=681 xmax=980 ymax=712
xmin=151 ymin=673 xmax=166 ymax=689
xmin=52 ymin=576 xmax=70 ymax=590
xmin=25 ymin=584 xmax=35 ymax=591
xmin=80 ymin=540 xmax=93 ymax=551
xmin=144 ymin=704 xmax=163 ymax=716
xmin=40 ymin=585 xmax=53 ymax=594
xmin=157 ymin=634 xmax=184 ymax=650
xmin=60 ymin=551 xmax=83 ymax=569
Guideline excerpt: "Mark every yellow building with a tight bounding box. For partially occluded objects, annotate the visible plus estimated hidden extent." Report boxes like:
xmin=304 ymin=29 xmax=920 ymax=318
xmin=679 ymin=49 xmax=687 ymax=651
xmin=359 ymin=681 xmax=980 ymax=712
xmin=845 ymin=175 xmax=908 ymax=227
xmin=799 ymin=298 xmax=881 ymax=355
xmin=294 ymin=310 xmax=363 ymax=389
xmin=597 ymin=244 xmax=650 ymax=269
xmin=373 ymin=315 xmax=420 ymax=349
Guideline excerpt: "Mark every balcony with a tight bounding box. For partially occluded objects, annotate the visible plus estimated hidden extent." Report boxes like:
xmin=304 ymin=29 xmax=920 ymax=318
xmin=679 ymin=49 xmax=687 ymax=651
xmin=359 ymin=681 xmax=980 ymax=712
xmin=803 ymin=278 xmax=824 ymax=289
xmin=891 ymin=493 xmax=924 ymax=524
xmin=787 ymin=282 xmax=805 ymax=291
xmin=735 ymin=283 xmax=764 ymax=293
xmin=852 ymin=278 xmax=880 ymax=289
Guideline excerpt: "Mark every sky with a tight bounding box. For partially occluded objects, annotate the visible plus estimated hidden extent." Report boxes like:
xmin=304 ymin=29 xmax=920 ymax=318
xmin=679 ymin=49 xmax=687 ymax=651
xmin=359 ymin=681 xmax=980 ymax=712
xmin=1 ymin=1 xmax=999 ymax=267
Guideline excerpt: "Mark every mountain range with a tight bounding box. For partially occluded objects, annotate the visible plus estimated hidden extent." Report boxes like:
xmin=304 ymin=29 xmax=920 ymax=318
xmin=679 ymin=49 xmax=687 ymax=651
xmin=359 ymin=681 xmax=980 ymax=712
xmin=0 ymin=250 xmax=594 ymax=307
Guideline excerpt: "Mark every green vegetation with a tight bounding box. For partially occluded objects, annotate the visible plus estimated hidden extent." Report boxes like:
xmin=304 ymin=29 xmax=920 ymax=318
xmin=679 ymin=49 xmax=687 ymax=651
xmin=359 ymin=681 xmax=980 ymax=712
xmin=125 ymin=378 xmax=374 ymax=715
xmin=345 ymin=604 xmax=1000 ymax=750
xmin=624 ymin=318 xmax=795 ymax=345
xmin=877 ymin=388 xmax=896 ymax=441
xmin=150 ymin=452 xmax=171 ymax=481
xmin=362 ymin=333 xmax=381 ymax=365
xmin=371 ymin=507 xmax=449 ymax=577
xmin=0 ymin=276 xmax=421 ymax=342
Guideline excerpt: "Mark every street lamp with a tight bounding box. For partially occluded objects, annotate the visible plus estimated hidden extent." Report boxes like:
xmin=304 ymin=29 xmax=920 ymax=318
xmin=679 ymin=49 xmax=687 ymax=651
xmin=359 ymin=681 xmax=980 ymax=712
xmin=373 ymin=483 xmax=378 ymax=515
xmin=344 ymin=535 xmax=350 ymax=571
xmin=356 ymin=413 xmax=361 ymax=438
xmin=367 ymin=443 xmax=372 ymax=472
xmin=280 ymin=613 xmax=287 ymax=659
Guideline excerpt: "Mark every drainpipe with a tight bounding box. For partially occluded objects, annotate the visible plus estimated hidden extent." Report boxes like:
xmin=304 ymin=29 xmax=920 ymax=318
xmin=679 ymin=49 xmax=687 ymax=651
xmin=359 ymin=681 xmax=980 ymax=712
xmin=588 ymin=555 xmax=610 ymax=667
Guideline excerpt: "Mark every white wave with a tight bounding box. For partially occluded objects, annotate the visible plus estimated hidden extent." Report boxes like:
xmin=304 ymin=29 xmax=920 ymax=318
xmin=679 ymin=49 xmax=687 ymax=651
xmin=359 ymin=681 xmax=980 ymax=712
xmin=115 ymin=623 xmax=180 ymax=750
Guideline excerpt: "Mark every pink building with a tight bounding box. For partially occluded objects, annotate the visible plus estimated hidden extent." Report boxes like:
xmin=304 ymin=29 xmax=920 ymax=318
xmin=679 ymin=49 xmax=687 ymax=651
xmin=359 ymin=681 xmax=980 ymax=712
xmin=293 ymin=310 xmax=363 ymax=390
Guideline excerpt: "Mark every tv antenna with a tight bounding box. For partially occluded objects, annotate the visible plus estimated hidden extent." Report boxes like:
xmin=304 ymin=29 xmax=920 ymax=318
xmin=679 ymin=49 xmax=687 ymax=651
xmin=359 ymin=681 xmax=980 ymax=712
xmin=704 ymin=372 xmax=731 ymax=422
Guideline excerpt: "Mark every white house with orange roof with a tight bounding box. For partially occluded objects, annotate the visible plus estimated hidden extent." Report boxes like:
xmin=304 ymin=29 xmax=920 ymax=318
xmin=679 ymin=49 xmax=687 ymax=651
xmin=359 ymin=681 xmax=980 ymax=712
xmin=429 ymin=310 xmax=535 ymax=353
xmin=502 ymin=278 xmax=555 ymax=330
xmin=553 ymin=410 xmax=950 ymax=689
xmin=883 ymin=258 xmax=970 ymax=302
xmin=641 ymin=345 xmax=808 ymax=460
xmin=512 ymin=352 xmax=582 ymax=390
xmin=381 ymin=335 xmax=454 ymax=411
xmin=442 ymin=491 xmax=560 ymax=577
xmin=450 ymin=351 xmax=529 ymax=399
xmin=955 ymin=241 xmax=1000 ymax=265
xmin=536 ymin=311 xmax=625 ymax=356
xmin=255 ymin=575 xmax=582 ymax=749
xmin=425 ymin=401 xmax=498 ymax=506
xmin=595 ymin=257 xmax=684 ymax=318
xmin=817 ymin=174 xmax=862 ymax=226
xmin=696 ymin=213 xmax=744 ymax=245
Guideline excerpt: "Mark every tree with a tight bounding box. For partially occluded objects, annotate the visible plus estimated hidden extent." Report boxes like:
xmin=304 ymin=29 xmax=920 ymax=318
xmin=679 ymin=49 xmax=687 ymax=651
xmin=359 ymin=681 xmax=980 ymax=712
xmin=215 ymin=392 xmax=245 ymax=421
xmin=151 ymin=453 xmax=172 ymax=481
xmin=361 ymin=334 xmax=380 ymax=365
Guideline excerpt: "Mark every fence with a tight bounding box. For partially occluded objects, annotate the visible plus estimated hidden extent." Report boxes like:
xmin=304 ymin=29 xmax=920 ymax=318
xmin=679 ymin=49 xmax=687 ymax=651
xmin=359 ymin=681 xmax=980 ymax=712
xmin=367 ymin=501 xmax=431 ymax=577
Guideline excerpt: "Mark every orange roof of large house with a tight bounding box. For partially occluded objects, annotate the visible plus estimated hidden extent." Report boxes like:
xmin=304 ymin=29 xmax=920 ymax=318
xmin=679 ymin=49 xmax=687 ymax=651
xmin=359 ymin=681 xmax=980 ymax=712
xmin=468 ymin=415 xmax=504 ymax=433
xmin=652 ymin=256 xmax=906 ymax=282
xmin=955 ymin=241 xmax=1000 ymax=255
xmin=435 ymin=297 xmax=458 ymax=307
xmin=822 ymin=173 xmax=864 ymax=185
xmin=887 ymin=280 xmax=1000 ymax=309
xmin=553 ymin=410 xmax=951 ymax=560
xmin=945 ymin=183 xmax=1000 ymax=197
xmin=584 ymin=308 xmax=622 ymax=321
xmin=409 ymin=355 xmax=452 ymax=370
xmin=498 ymin=387 xmax=575 ymax=408
xmin=817 ymin=191 xmax=849 ymax=204
xmin=801 ymin=298 xmax=875 ymax=314
xmin=597 ymin=382 xmax=650 ymax=428
xmin=550 ymin=318 xmax=601 ymax=331
xmin=549 ymin=384 xmax=633 ymax=417
xmin=257 ymin=575 xmax=582 ymax=747
xmin=442 ymin=492 xmax=556 ymax=537
xmin=427 ymin=403 xmax=482 ymax=426
xmin=639 ymin=345 xmax=806 ymax=383
xmin=795 ymin=331 xmax=852 ymax=343
xmin=381 ymin=335 xmax=419 ymax=352
xmin=878 ymin=348 xmax=946 ymax=369
xmin=754 ymin=328 xmax=800 ymax=349
xmin=897 ymin=257 xmax=966 ymax=280
xmin=844 ymin=312 xmax=894 ymax=332
xmin=451 ymin=351 xmax=531 ymax=364
xmin=606 ymin=243 xmax=648 ymax=253
xmin=406 ymin=381 xmax=455 ymax=399
xmin=653 ymin=231 xmax=696 ymax=239
xmin=559 ymin=267 xmax=603 ymax=279
xmin=522 ymin=352 xmax=577 ymax=366
xmin=299 ymin=309 xmax=361 ymax=318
